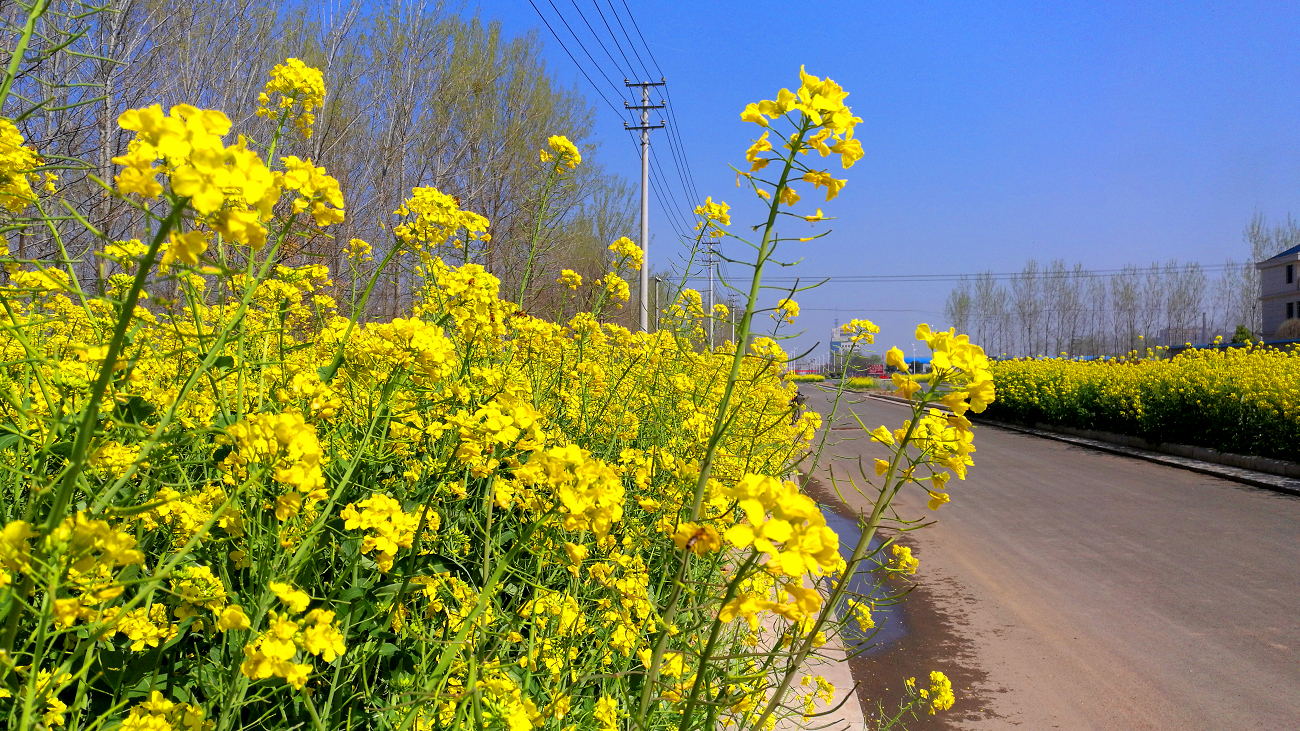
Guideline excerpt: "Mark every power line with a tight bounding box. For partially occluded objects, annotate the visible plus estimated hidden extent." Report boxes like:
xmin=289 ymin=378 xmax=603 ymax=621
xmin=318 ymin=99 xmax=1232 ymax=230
xmin=601 ymin=0 xmax=701 ymax=221
xmin=611 ymin=0 xmax=655 ymax=80
xmin=527 ymin=0 xmax=631 ymax=120
xmin=566 ymin=0 xmax=633 ymax=84
xmin=649 ymin=147 xmax=693 ymax=232
xmin=589 ymin=1 xmax=640 ymax=80
xmin=542 ymin=0 xmax=636 ymax=113
xmin=614 ymin=0 xmax=704 ymax=207
xmin=647 ymin=159 xmax=691 ymax=240
xmin=529 ymin=0 xmax=703 ymax=291
xmin=740 ymin=263 xmax=1243 ymax=284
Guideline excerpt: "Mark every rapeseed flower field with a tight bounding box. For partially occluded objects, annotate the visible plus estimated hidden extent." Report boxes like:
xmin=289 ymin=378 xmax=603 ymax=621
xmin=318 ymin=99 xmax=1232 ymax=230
xmin=0 ymin=11 xmax=983 ymax=728
xmin=988 ymin=344 xmax=1300 ymax=461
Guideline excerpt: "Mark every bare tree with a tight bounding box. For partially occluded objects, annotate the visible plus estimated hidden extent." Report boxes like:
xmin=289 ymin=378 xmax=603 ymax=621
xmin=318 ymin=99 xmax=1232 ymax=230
xmin=1011 ymin=260 xmax=1040 ymax=356
xmin=3 ymin=0 xmax=637 ymax=317
xmin=943 ymin=277 xmax=972 ymax=336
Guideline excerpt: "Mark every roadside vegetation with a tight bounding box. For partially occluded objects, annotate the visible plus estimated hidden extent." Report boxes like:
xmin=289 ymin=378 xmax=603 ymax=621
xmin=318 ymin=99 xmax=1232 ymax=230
xmin=789 ymin=374 xmax=825 ymax=383
xmin=987 ymin=343 xmax=1300 ymax=461
xmin=0 ymin=4 xmax=991 ymax=730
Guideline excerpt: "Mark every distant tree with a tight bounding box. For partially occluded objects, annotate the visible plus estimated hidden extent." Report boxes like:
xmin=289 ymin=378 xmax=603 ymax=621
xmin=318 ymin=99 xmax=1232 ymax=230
xmin=1275 ymin=319 xmax=1300 ymax=340
xmin=943 ymin=278 xmax=972 ymax=335
xmin=1011 ymin=260 xmax=1040 ymax=356
xmin=1232 ymin=324 xmax=1252 ymax=343
xmin=844 ymin=354 xmax=882 ymax=376
xmin=3 ymin=0 xmax=634 ymax=319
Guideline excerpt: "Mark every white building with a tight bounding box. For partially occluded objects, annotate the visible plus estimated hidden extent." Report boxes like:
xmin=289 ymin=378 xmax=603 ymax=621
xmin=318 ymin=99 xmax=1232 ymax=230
xmin=1257 ymin=243 xmax=1300 ymax=339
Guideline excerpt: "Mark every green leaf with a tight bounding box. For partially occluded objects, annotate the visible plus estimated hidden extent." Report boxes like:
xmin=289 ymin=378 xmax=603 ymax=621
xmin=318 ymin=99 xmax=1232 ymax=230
xmin=419 ymin=553 xmax=478 ymax=587
xmin=114 ymin=395 xmax=157 ymax=425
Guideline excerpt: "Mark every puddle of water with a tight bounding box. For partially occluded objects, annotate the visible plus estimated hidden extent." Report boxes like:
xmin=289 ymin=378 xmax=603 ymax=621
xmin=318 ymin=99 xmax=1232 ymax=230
xmin=819 ymin=507 xmax=909 ymax=655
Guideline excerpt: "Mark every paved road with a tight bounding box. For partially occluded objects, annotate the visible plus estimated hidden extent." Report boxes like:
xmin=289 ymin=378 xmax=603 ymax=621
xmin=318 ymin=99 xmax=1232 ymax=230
xmin=801 ymin=387 xmax=1300 ymax=731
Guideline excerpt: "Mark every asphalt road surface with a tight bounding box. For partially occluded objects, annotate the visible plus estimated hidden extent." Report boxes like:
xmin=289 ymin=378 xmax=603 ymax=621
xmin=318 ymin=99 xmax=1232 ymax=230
xmin=800 ymin=386 xmax=1300 ymax=731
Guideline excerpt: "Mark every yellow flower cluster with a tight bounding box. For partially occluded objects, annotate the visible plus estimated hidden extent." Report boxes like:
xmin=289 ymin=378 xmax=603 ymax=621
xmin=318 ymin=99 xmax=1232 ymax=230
xmin=393 ymin=186 xmax=490 ymax=252
xmin=597 ymin=271 xmax=631 ymax=306
xmin=282 ymin=155 xmax=345 ymax=226
xmin=340 ymin=493 xmax=437 ymax=572
xmin=114 ymin=104 xmax=309 ymax=250
xmin=841 ymin=317 xmax=880 ymax=344
xmin=170 ymin=564 xmax=229 ymax=618
xmin=514 ymin=444 xmax=624 ymax=539
xmin=137 ymin=485 xmax=242 ymax=548
xmin=539 ymin=134 xmax=581 ymax=168
xmin=693 ymin=196 xmax=730 ymax=235
xmin=722 ymin=474 xmax=841 ymax=578
xmin=889 ymin=324 xmax=995 ymax=415
xmin=557 ymin=268 xmax=582 ymax=289
xmin=738 ymin=66 xmax=865 ymax=214
xmin=256 ymin=57 xmax=326 ymax=138
xmin=0 ymin=118 xmax=44 ymax=212
xmin=907 ymin=670 xmax=956 ymax=714
xmin=773 ymin=298 xmax=800 ymax=324
xmin=240 ymin=583 xmax=346 ymax=690
xmin=120 ymin=691 xmax=213 ymax=731
xmin=219 ymin=412 xmax=327 ymax=519
xmin=608 ymin=235 xmax=643 ymax=271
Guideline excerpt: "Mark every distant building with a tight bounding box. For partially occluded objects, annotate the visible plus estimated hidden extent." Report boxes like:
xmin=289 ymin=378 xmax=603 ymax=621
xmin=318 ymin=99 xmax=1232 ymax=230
xmin=1257 ymin=243 xmax=1300 ymax=339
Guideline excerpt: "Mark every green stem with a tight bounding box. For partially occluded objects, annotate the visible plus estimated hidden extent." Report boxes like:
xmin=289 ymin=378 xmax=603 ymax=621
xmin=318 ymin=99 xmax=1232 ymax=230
xmin=635 ymin=118 xmax=811 ymax=729
xmin=44 ymin=201 xmax=183 ymax=532
xmin=674 ymin=552 xmax=759 ymax=730
xmin=0 ymin=1 xmax=47 ymax=111
xmin=516 ymin=158 xmax=564 ymax=307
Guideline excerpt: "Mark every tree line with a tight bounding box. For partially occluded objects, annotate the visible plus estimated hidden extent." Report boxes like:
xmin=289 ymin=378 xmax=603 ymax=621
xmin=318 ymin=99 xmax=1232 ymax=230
xmin=943 ymin=213 xmax=1300 ymax=357
xmin=2 ymin=0 xmax=638 ymax=322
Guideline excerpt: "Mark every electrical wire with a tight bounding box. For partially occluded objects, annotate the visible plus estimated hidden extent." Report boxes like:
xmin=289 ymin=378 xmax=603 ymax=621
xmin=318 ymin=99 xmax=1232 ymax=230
xmin=540 ymin=0 xmax=636 ymax=118
xmin=686 ymin=262 xmax=1242 ymax=284
xmin=615 ymin=0 xmax=704 ymax=207
xmin=566 ymin=0 xmax=633 ymax=84
xmin=610 ymin=0 xmax=655 ymax=80
xmin=526 ymin=0 xmax=632 ymax=120
xmin=529 ymin=1 xmax=703 ymax=253
xmin=590 ymin=0 xmax=640 ymax=81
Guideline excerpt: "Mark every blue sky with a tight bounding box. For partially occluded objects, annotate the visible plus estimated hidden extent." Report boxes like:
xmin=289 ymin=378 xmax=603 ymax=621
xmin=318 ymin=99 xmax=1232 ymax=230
xmin=485 ymin=1 xmax=1300 ymax=360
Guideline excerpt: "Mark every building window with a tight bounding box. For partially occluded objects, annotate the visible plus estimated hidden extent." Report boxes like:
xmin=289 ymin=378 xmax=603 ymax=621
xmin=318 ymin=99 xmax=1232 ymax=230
xmin=1290 ymin=302 xmax=1296 ymax=320
xmin=1290 ymin=264 xmax=1296 ymax=284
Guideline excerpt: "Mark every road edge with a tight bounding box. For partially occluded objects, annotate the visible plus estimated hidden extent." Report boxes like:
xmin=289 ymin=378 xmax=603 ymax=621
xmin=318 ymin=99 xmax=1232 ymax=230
xmin=971 ymin=417 xmax=1300 ymax=497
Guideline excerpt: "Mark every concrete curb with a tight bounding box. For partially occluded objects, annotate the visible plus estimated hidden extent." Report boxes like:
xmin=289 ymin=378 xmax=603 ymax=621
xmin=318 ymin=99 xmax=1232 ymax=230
xmin=972 ymin=418 xmax=1300 ymax=498
xmin=1016 ymin=422 xmax=1300 ymax=478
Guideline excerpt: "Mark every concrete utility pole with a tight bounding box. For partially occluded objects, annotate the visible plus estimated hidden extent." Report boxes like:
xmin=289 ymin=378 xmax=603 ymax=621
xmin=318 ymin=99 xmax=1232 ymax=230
xmin=702 ymin=239 xmax=720 ymax=349
xmin=727 ymin=295 xmax=738 ymax=346
xmin=625 ymin=79 xmax=665 ymax=332
xmin=652 ymin=276 xmax=663 ymax=331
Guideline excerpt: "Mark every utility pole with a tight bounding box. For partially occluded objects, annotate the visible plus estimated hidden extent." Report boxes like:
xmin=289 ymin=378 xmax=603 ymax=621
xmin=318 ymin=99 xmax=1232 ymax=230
xmin=702 ymin=239 xmax=720 ymax=349
xmin=727 ymin=295 xmax=738 ymax=346
xmin=653 ymin=276 xmax=663 ymax=332
xmin=625 ymin=79 xmax=665 ymax=332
